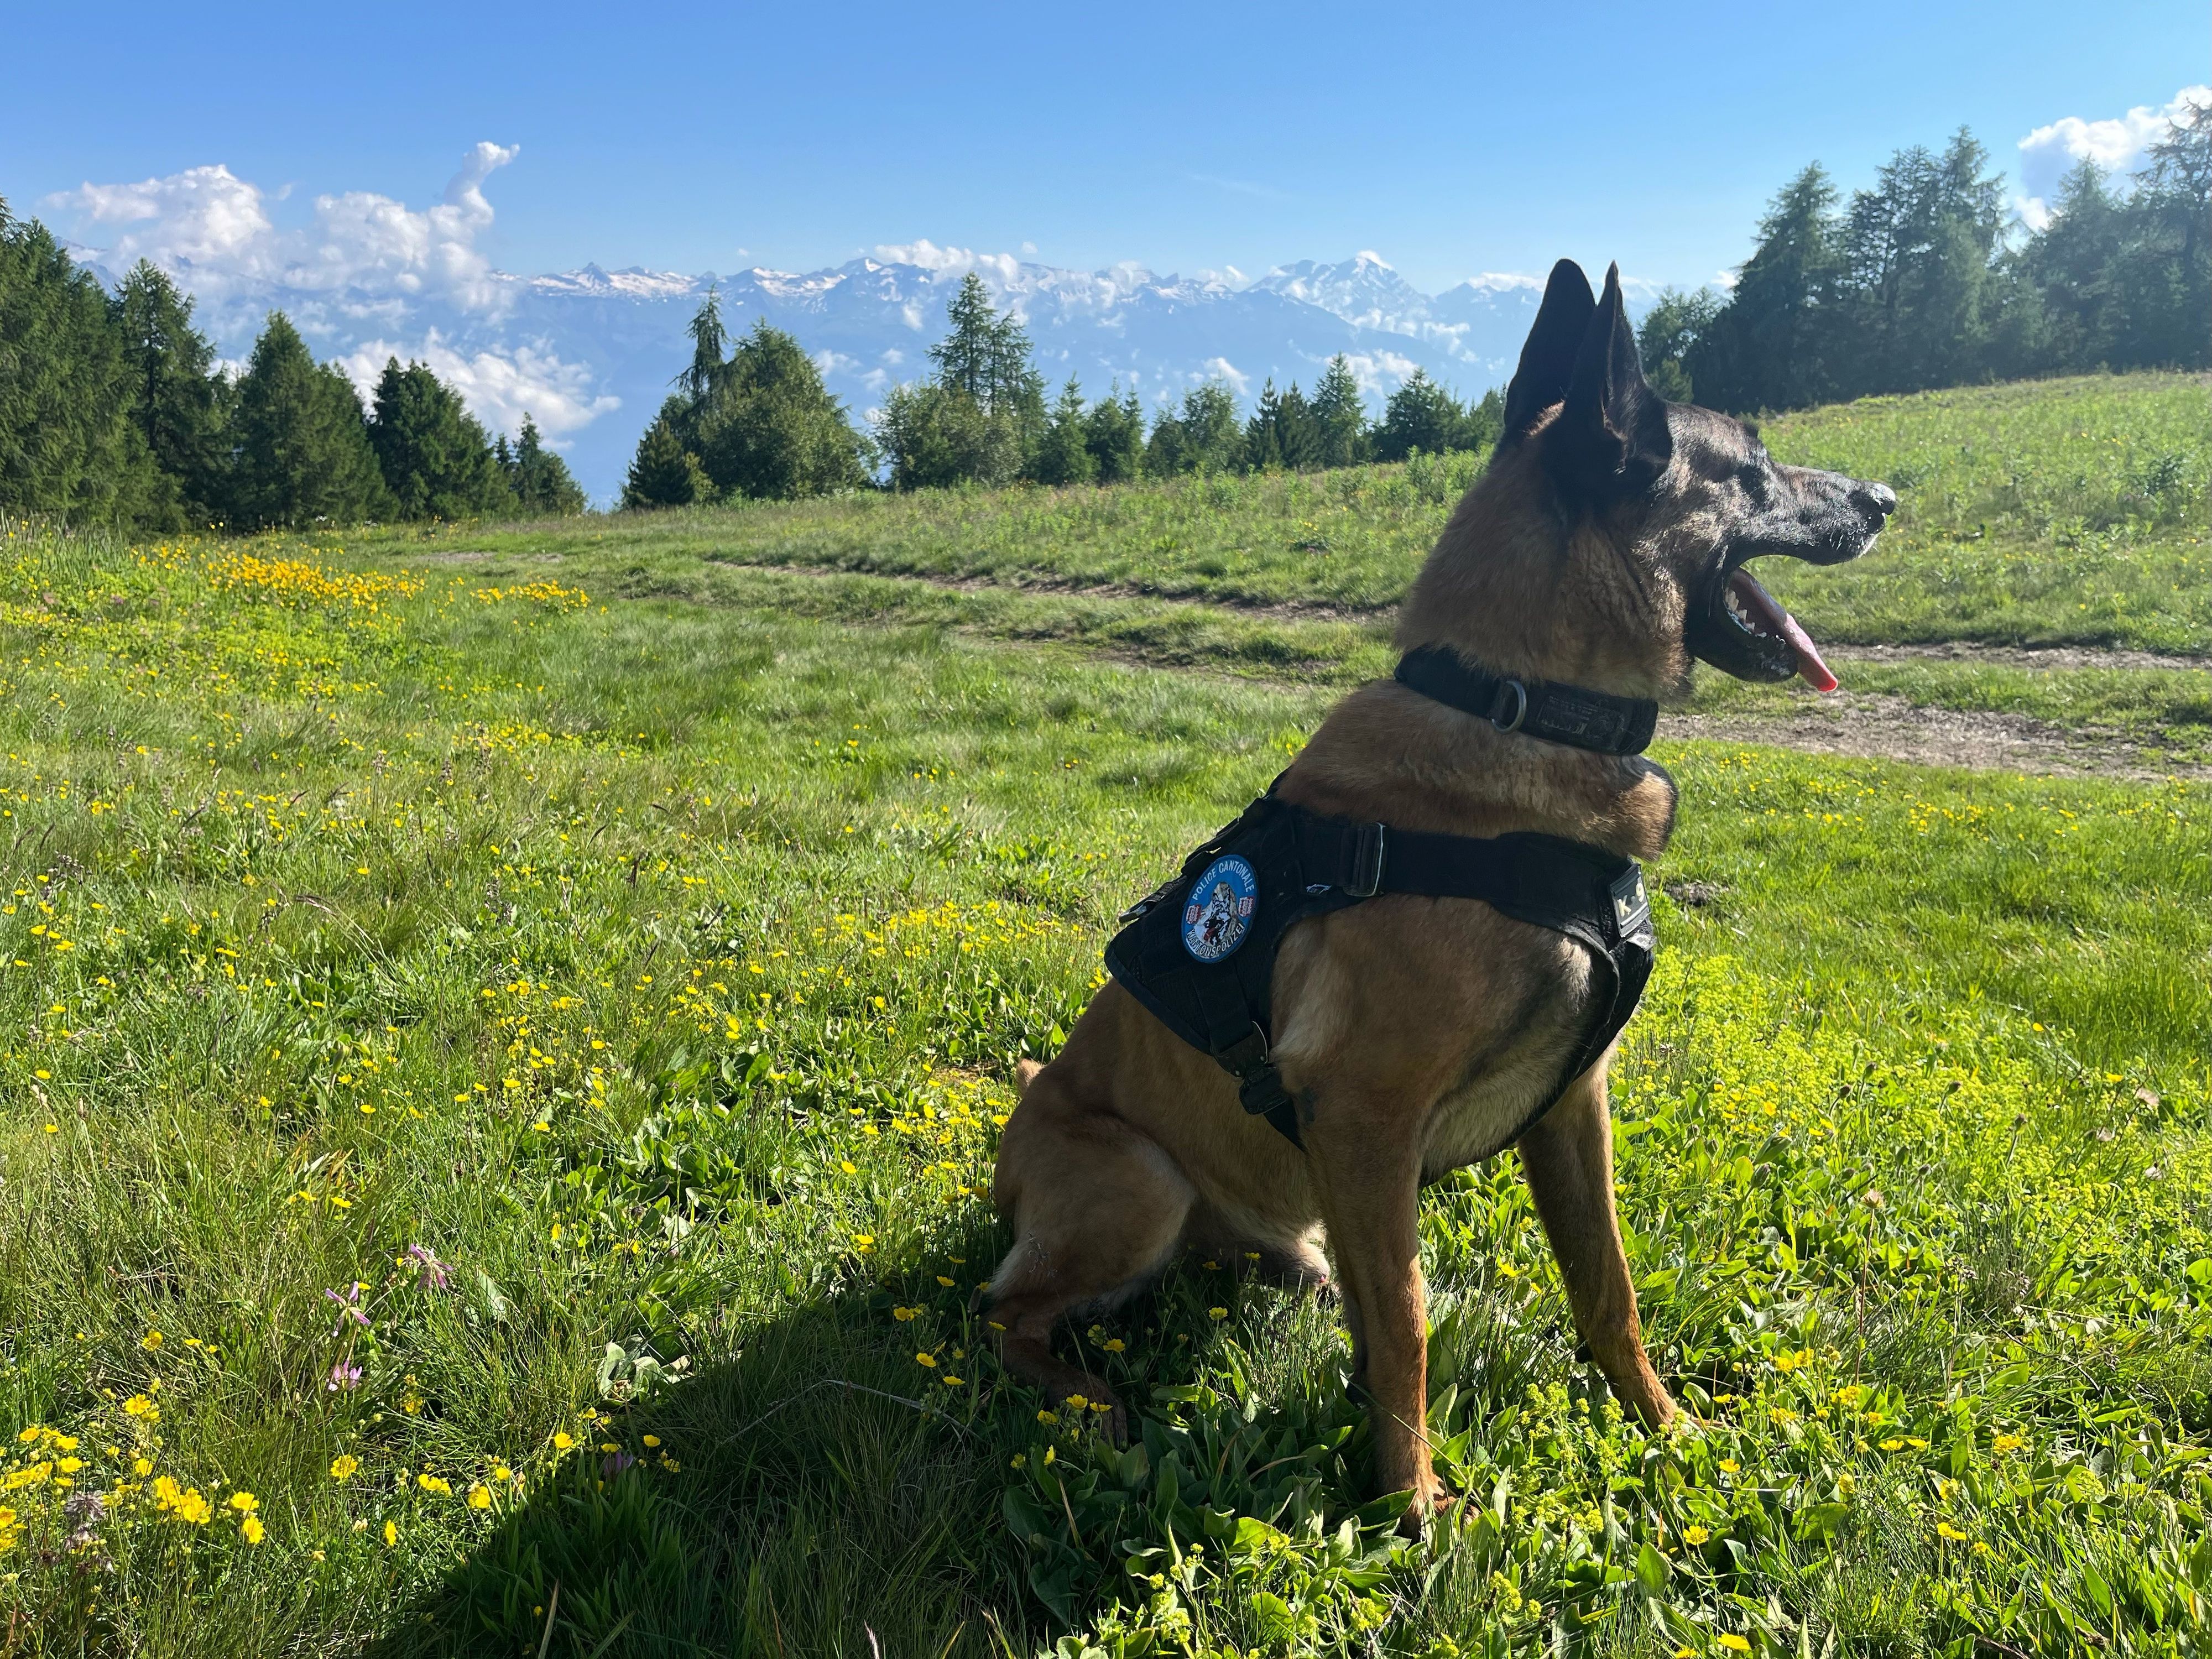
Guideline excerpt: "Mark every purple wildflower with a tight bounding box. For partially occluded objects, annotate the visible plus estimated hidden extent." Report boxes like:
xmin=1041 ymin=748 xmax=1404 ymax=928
xmin=324 ymin=1284 xmax=369 ymax=1335
xmin=327 ymin=1360 xmax=362 ymax=1392
xmin=601 ymin=1450 xmax=637 ymax=1478
xmin=406 ymin=1244 xmax=452 ymax=1291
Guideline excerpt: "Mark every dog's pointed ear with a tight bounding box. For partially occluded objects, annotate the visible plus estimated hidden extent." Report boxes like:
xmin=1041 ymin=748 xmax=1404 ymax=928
xmin=1556 ymin=262 xmax=1672 ymax=492
xmin=1499 ymin=259 xmax=1595 ymax=445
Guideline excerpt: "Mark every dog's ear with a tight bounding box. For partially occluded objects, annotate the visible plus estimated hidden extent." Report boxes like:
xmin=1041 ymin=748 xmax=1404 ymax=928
xmin=1499 ymin=259 xmax=1595 ymax=446
xmin=1552 ymin=262 xmax=1672 ymax=493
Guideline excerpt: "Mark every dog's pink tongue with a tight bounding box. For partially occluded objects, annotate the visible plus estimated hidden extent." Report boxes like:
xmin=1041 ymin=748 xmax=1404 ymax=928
xmin=1729 ymin=568 xmax=1838 ymax=692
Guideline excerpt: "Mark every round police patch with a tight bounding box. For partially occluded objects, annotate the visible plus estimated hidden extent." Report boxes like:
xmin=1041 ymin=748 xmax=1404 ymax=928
xmin=1181 ymin=854 xmax=1259 ymax=962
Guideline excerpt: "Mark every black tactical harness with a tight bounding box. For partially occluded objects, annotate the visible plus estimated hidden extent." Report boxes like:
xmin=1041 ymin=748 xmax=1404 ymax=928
xmin=1103 ymin=651 xmax=1660 ymax=1150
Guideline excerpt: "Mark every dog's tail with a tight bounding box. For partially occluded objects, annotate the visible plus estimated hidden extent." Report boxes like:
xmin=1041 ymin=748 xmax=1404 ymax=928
xmin=1014 ymin=1058 xmax=1045 ymax=1095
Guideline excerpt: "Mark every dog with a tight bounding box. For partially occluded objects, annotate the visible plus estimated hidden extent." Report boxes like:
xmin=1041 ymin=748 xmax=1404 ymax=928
xmin=984 ymin=258 xmax=1896 ymax=1525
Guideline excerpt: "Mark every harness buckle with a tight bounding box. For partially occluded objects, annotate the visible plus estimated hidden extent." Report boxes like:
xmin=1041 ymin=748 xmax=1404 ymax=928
xmin=1345 ymin=822 xmax=1387 ymax=898
xmin=1217 ymin=1022 xmax=1271 ymax=1074
xmin=1490 ymin=678 xmax=1529 ymax=734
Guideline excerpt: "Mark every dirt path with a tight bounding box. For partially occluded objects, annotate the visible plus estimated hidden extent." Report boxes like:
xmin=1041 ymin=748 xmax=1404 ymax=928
xmin=1663 ymin=691 xmax=2202 ymax=780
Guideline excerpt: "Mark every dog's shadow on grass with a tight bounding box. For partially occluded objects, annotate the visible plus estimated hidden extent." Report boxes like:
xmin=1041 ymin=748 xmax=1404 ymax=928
xmin=373 ymin=1214 xmax=1061 ymax=1659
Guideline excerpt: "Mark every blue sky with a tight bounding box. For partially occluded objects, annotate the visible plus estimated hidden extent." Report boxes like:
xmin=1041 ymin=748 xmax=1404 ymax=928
xmin=4 ymin=0 xmax=2201 ymax=291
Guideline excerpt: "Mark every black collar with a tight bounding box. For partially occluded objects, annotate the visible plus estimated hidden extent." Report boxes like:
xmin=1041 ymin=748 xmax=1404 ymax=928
xmin=1394 ymin=645 xmax=1657 ymax=757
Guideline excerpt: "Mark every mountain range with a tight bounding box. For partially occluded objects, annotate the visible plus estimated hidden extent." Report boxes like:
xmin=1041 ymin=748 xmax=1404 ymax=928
xmin=77 ymin=242 xmax=1652 ymax=502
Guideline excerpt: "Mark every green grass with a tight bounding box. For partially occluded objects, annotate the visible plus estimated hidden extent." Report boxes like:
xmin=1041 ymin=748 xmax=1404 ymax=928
xmin=1752 ymin=374 xmax=2211 ymax=654
xmin=0 ymin=523 xmax=2206 ymax=1656
xmin=352 ymin=371 xmax=2211 ymax=658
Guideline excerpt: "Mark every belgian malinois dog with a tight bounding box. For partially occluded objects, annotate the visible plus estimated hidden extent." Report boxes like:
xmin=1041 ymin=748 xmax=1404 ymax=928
xmin=985 ymin=259 xmax=1895 ymax=1523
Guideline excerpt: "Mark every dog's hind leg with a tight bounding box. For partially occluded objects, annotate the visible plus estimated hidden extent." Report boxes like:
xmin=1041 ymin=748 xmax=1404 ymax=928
xmin=1516 ymin=1062 xmax=1676 ymax=1428
xmin=985 ymin=1061 xmax=1193 ymax=1442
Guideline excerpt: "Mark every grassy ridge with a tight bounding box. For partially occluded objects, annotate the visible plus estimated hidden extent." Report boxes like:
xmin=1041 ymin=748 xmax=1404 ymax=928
xmin=0 ymin=528 xmax=2206 ymax=1654
xmin=355 ymin=372 xmax=2212 ymax=656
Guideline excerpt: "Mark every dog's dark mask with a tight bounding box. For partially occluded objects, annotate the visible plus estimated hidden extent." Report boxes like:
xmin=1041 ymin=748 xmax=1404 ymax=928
xmin=1499 ymin=259 xmax=1896 ymax=690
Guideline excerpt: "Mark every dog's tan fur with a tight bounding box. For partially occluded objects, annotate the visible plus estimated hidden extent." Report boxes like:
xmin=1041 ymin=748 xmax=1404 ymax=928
xmin=985 ymin=262 xmax=1893 ymax=1524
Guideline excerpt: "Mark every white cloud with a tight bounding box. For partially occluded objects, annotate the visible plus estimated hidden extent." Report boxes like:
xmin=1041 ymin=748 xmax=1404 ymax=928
xmin=1339 ymin=349 xmax=1421 ymax=398
xmin=2016 ymin=84 xmax=2207 ymax=230
xmin=334 ymin=330 xmax=618 ymax=441
xmin=45 ymin=143 xmax=521 ymax=311
xmin=1200 ymin=356 xmax=1249 ymax=397
xmin=872 ymin=239 xmax=1022 ymax=286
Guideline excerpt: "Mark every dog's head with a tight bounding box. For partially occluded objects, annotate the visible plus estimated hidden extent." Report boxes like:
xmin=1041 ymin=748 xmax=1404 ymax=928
xmin=1400 ymin=258 xmax=1895 ymax=695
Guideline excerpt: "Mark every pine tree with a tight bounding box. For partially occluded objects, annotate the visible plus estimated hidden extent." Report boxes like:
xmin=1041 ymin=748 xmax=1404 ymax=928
xmin=0 ymin=201 xmax=159 ymax=525
xmin=1274 ymin=383 xmax=1320 ymax=470
xmin=113 ymin=261 xmax=230 ymax=527
xmin=1147 ymin=383 xmax=1243 ymax=476
xmin=503 ymin=415 xmax=588 ymax=515
xmin=368 ymin=358 xmax=509 ymax=520
xmin=1244 ymin=382 xmax=1285 ymax=471
xmin=621 ymin=413 xmax=708 ymax=509
xmin=1464 ymin=388 xmax=1506 ymax=453
xmin=1683 ymin=164 xmax=1844 ymax=413
xmin=691 ymin=320 xmax=872 ymax=500
xmin=1634 ymin=288 xmax=1723 ymax=403
xmin=1036 ymin=378 xmax=1097 ymax=486
xmin=875 ymin=274 xmax=1042 ymax=489
xmin=928 ymin=273 xmax=1042 ymax=419
xmin=227 ymin=314 xmax=390 ymax=530
xmin=1310 ymin=356 xmax=1370 ymax=469
xmin=1374 ymin=371 xmax=1468 ymax=461
xmin=681 ymin=286 xmax=729 ymax=408
xmin=1083 ymin=382 xmax=1145 ymax=483
xmin=2126 ymin=95 xmax=2212 ymax=368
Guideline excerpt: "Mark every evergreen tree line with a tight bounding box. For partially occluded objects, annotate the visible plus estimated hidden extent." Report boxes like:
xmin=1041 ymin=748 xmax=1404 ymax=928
xmin=623 ymin=270 xmax=1503 ymax=505
xmin=1641 ymin=100 xmax=2210 ymax=413
xmin=0 ymin=199 xmax=583 ymax=530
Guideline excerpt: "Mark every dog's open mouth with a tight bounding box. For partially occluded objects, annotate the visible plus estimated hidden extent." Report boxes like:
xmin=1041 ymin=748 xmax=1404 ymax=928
xmin=1686 ymin=551 xmax=1848 ymax=690
xmin=1721 ymin=566 xmax=1838 ymax=692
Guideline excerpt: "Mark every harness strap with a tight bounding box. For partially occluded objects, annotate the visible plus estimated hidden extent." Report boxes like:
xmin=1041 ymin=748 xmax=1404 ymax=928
xmin=1395 ymin=646 xmax=1658 ymax=757
xmin=1103 ymin=796 xmax=1655 ymax=1154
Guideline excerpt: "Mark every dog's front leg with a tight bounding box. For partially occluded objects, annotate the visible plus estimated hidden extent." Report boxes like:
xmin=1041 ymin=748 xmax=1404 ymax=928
xmin=1304 ymin=1107 xmax=1447 ymax=1529
xmin=1517 ymin=1063 xmax=1676 ymax=1428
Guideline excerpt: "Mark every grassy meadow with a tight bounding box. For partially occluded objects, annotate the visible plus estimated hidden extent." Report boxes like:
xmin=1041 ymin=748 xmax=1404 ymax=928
xmin=1 ymin=372 xmax=2209 ymax=1657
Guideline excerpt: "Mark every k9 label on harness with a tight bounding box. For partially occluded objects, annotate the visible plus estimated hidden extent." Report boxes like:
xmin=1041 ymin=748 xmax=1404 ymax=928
xmin=1181 ymin=855 xmax=1259 ymax=962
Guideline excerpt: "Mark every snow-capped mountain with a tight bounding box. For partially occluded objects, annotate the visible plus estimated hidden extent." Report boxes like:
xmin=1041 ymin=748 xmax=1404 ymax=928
xmin=49 ymin=150 xmax=1658 ymax=502
xmin=81 ymin=246 xmax=1597 ymax=503
xmin=460 ymin=252 xmax=1577 ymax=500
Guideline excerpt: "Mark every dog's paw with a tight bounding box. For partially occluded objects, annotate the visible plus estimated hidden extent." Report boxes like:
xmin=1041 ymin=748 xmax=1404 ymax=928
xmin=1395 ymin=1480 xmax=1456 ymax=1538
